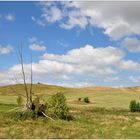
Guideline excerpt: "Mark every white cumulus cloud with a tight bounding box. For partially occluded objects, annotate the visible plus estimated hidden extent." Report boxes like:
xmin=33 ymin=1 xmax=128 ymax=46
xmin=1 ymin=44 xmax=140 ymax=86
xmin=34 ymin=1 xmax=140 ymax=40
xmin=129 ymin=76 xmax=140 ymax=83
xmin=122 ymin=37 xmax=140 ymax=53
xmin=29 ymin=37 xmax=46 ymax=51
xmin=0 ymin=45 xmax=12 ymax=55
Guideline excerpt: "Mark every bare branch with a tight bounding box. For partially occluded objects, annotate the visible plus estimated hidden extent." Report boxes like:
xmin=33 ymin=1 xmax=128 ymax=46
xmin=29 ymin=54 xmax=33 ymax=103
xmin=41 ymin=112 xmax=55 ymax=121
xmin=18 ymin=42 xmax=29 ymax=103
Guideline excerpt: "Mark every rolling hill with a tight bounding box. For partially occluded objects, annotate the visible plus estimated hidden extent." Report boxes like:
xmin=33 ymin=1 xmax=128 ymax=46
xmin=0 ymin=84 xmax=140 ymax=109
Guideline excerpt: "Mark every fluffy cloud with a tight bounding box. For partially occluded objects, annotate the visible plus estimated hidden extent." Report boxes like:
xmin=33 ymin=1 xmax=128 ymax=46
xmin=29 ymin=37 xmax=46 ymax=51
xmin=29 ymin=44 xmax=46 ymax=51
xmin=0 ymin=59 xmax=74 ymax=85
xmin=34 ymin=2 xmax=140 ymax=40
xmin=119 ymin=60 xmax=140 ymax=71
xmin=1 ymin=44 xmax=140 ymax=86
xmin=122 ymin=37 xmax=140 ymax=53
xmin=0 ymin=45 xmax=12 ymax=54
xmin=60 ymin=10 xmax=88 ymax=30
xmin=42 ymin=45 xmax=120 ymax=75
xmin=42 ymin=44 xmax=140 ymax=73
xmin=129 ymin=76 xmax=140 ymax=83
xmin=69 ymin=2 xmax=140 ymax=39
xmin=43 ymin=44 xmax=124 ymax=66
xmin=42 ymin=6 xmax=62 ymax=23
xmin=32 ymin=2 xmax=63 ymax=26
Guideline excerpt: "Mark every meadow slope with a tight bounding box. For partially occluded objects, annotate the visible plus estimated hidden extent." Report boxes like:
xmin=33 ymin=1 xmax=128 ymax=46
xmin=0 ymin=84 xmax=140 ymax=109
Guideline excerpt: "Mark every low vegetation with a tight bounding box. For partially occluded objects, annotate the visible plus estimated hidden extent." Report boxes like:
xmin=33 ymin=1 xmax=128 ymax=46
xmin=83 ymin=97 xmax=90 ymax=103
xmin=78 ymin=97 xmax=90 ymax=103
xmin=130 ymin=100 xmax=140 ymax=112
xmin=1 ymin=107 xmax=140 ymax=138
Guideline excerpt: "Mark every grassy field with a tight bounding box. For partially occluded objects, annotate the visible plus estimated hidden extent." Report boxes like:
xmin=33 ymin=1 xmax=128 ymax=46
xmin=0 ymin=84 xmax=140 ymax=138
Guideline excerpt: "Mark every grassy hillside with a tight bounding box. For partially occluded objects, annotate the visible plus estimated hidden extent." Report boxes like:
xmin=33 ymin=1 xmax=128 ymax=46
xmin=1 ymin=84 xmax=140 ymax=138
xmin=0 ymin=84 xmax=140 ymax=109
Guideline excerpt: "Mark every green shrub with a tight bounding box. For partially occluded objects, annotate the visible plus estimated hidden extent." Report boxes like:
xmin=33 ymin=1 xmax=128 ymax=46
xmin=47 ymin=92 xmax=69 ymax=119
xmin=83 ymin=97 xmax=90 ymax=103
xmin=17 ymin=96 xmax=24 ymax=106
xmin=78 ymin=97 xmax=81 ymax=101
xmin=129 ymin=100 xmax=140 ymax=112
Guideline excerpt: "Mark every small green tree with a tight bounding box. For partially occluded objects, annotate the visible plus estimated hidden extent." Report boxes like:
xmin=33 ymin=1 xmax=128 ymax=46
xmin=130 ymin=100 xmax=137 ymax=112
xmin=17 ymin=96 xmax=24 ymax=106
xmin=83 ymin=97 xmax=90 ymax=103
xmin=47 ymin=92 xmax=69 ymax=119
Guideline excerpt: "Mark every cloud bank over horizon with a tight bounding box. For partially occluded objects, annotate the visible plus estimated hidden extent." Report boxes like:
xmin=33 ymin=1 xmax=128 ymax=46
xmin=1 ymin=43 xmax=140 ymax=87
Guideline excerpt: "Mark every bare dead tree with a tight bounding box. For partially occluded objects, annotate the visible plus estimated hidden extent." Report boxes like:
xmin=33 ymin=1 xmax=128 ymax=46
xmin=18 ymin=43 xmax=33 ymax=109
xmin=8 ymin=43 xmax=55 ymax=120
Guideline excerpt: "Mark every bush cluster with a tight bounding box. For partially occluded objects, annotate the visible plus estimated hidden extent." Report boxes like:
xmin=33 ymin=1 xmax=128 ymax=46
xmin=47 ymin=92 xmax=70 ymax=120
xmin=78 ymin=97 xmax=90 ymax=103
xmin=130 ymin=100 xmax=140 ymax=112
xmin=16 ymin=92 xmax=71 ymax=120
xmin=83 ymin=97 xmax=90 ymax=103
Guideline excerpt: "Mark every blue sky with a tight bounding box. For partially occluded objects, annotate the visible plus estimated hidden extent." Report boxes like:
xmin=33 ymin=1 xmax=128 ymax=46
xmin=0 ymin=1 xmax=140 ymax=87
